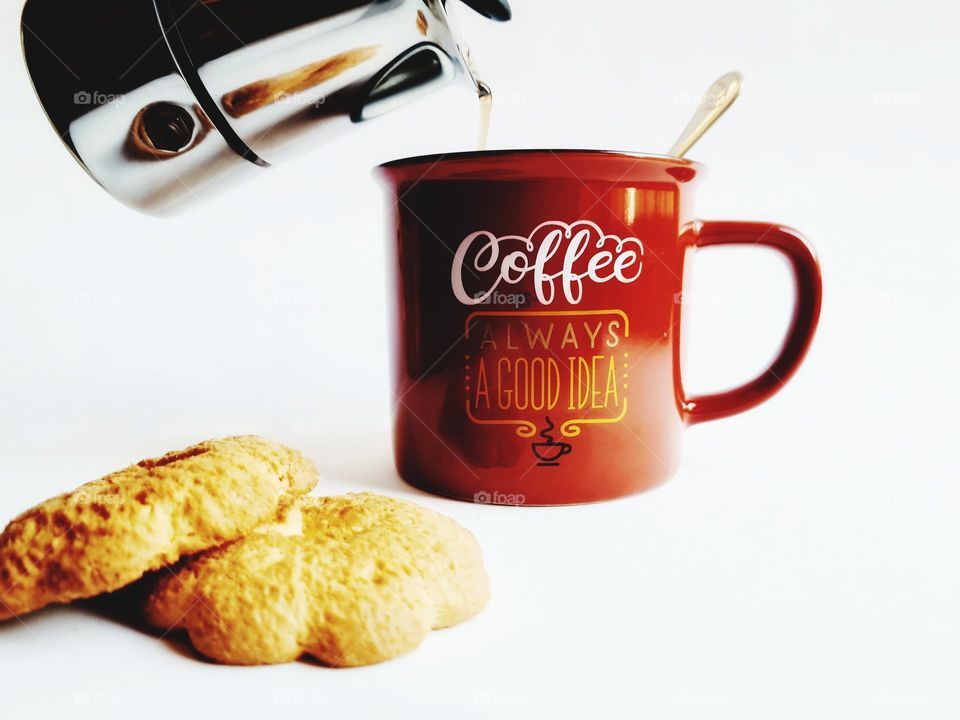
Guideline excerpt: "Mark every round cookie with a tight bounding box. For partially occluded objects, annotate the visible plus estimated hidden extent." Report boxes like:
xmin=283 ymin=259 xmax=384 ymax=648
xmin=144 ymin=493 xmax=490 ymax=666
xmin=0 ymin=436 xmax=319 ymax=621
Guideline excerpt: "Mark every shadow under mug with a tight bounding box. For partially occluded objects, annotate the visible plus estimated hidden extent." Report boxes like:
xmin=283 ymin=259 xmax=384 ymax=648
xmin=377 ymin=150 xmax=822 ymax=506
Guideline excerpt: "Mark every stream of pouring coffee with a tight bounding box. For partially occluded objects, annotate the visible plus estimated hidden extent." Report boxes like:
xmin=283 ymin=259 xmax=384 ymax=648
xmin=477 ymin=81 xmax=493 ymax=151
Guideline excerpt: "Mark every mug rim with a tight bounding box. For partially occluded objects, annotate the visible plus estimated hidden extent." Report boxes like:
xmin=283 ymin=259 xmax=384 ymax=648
xmin=377 ymin=148 xmax=703 ymax=172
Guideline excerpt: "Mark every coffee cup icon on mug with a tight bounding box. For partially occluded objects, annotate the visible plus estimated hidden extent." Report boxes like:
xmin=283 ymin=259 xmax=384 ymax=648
xmin=531 ymin=418 xmax=573 ymax=467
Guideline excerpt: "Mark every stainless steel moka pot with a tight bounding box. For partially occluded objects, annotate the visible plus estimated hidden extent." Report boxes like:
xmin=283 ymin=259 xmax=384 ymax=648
xmin=20 ymin=0 xmax=511 ymax=214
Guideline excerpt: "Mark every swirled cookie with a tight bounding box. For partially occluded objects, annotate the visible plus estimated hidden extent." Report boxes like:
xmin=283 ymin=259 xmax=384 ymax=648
xmin=0 ymin=436 xmax=319 ymax=621
xmin=145 ymin=493 xmax=489 ymax=666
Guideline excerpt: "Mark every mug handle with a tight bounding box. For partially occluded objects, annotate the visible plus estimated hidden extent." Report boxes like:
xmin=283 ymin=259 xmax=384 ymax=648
xmin=678 ymin=221 xmax=823 ymax=425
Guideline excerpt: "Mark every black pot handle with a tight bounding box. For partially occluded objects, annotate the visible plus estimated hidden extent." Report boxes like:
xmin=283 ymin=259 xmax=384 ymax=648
xmin=456 ymin=0 xmax=512 ymax=22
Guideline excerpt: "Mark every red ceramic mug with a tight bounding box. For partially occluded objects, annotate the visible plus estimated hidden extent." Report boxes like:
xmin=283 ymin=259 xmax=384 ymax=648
xmin=377 ymin=150 xmax=822 ymax=505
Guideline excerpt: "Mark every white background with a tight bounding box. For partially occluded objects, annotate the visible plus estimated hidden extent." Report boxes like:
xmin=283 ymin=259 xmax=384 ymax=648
xmin=1 ymin=1 xmax=958 ymax=717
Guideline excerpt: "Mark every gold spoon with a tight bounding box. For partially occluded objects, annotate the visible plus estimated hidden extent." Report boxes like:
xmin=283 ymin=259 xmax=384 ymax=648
xmin=668 ymin=71 xmax=743 ymax=158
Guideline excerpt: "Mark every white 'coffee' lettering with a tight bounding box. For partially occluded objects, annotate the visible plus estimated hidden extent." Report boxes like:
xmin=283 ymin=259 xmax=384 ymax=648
xmin=451 ymin=220 xmax=644 ymax=305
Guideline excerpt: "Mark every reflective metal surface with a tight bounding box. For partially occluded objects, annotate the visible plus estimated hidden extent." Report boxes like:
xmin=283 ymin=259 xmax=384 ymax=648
xmin=21 ymin=0 xmax=511 ymax=214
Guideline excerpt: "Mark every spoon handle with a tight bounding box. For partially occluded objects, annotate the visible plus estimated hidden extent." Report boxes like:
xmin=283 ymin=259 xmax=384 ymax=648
xmin=668 ymin=71 xmax=743 ymax=158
